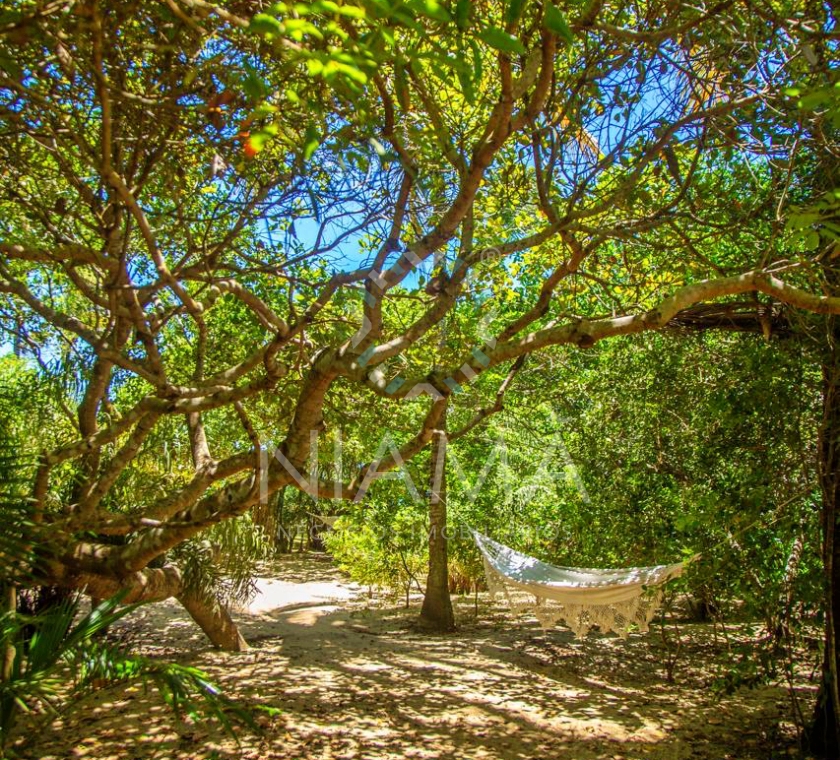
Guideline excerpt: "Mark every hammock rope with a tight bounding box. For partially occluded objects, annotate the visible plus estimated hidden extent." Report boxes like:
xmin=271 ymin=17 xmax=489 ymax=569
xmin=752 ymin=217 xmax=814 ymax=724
xmin=470 ymin=529 xmax=689 ymax=638
xmin=466 ymin=504 xmax=788 ymax=637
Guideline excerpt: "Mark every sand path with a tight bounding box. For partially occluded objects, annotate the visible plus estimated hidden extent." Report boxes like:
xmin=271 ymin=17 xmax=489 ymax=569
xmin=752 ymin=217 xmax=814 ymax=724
xmin=21 ymin=554 xmax=810 ymax=760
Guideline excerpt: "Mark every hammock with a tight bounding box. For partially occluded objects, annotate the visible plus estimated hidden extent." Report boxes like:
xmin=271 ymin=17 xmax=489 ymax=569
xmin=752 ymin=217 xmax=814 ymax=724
xmin=471 ymin=530 xmax=688 ymax=638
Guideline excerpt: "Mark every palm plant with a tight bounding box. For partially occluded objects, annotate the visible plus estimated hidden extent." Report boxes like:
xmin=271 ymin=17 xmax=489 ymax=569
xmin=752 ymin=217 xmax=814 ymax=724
xmin=0 ymin=593 xmax=256 ymax=752
xmin=0 ymin=444 xmax=262 ymax=754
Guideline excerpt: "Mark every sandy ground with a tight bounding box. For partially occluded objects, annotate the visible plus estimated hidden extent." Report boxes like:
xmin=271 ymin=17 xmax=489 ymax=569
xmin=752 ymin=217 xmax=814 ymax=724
xmin=16 ymin=554 xmax=816 ymax=760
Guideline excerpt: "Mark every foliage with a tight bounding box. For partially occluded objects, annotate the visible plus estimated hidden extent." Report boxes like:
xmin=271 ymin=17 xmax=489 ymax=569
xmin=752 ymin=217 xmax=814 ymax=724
xmin=174 ymin=512 xmax=275 ymax=606
xmin=0 ymin=0 xmax=835 ymax=670
xmin=0 ymin=441 xmax=260 ymax=753
xmin=329 ymin=329 xmax=823 ymax=634
xmin=326 ymin=502 xmax=427 ymax=602
xmin=0 ymin=592 xmax=259 ymax=752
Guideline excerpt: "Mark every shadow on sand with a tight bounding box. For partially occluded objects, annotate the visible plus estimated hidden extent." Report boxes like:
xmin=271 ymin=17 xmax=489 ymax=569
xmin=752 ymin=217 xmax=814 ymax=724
xmin=21 ymin=555 xmax=810 ymax=760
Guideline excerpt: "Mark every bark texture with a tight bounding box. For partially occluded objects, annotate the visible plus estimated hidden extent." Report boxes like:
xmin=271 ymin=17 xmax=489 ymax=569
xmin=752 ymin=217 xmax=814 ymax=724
xmin=65 ymin=566 xmax=248 ymax=652
xmin=810 ymin=315 xmax=840 ymax=756
xmin=1 ymin=585 xmax=15 ymax=682
xmin=178 ymin=590 xmax=249 ymax=651
xmin=419 ymin=403 xmax=455 ymax=632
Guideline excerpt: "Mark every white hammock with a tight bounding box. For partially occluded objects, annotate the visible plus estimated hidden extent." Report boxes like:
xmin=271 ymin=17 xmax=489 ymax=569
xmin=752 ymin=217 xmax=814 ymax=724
xmin=472 ymin=530 xmax=688 ymax=638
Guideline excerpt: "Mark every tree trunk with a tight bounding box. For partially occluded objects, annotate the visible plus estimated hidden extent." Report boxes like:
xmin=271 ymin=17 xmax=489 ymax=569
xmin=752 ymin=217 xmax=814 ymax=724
xmin=419 ymin=404 xmax=455 ymax=632
xmin=274 ymin=487 xmax=288 ymax=552
xmin=810 ymin=316 xmax=840 ymax=756
xmin=66 ymin=566 xmax=249 ymax=652
xmin=1 ymin=585 xmax=15 ymax=682
xmin=177 ymin=590 xmax=249 ymax=651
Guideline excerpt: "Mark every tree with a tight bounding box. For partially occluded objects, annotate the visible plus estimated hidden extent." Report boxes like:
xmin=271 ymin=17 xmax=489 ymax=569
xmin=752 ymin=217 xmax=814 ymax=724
xmin=418 ymin=400 xmax=453 ymax=630
xmin=764 ymin=21 xmax=840 ymax=751
xmin=0 ymin=0 xmax=837 ymax=693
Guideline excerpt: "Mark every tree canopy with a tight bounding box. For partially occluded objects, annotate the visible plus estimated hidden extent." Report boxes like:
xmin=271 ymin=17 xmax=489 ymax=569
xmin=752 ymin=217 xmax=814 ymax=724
xmin=0 ymin=0 xmax=838 ymax=739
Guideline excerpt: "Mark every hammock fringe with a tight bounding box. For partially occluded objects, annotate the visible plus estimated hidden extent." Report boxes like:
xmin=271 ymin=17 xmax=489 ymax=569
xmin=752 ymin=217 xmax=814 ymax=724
xmin=472 ymin=530 xmax=686 ymax=638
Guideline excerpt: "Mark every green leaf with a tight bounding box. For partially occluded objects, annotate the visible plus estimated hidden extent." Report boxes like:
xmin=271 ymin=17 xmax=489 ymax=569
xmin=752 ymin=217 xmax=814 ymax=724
xmin=392 ymin=9 xmax=424 ymax=30
xmin=304 ymin=125 xmax=320 ymax=160
xmin=307 ymin=58 xmax=324 ymax=76
xmin=249 ymin=128 xmax=277 ymax=152
xmin=339 ymin=4 xmax=367 ymax=18
xmin=369 ymin=137 xmax=387 ymax=156
xmin=249 ymin=13 xmax=284 ymax=37
xmin=786 ymin=211 xmax=821 ymax=230
xmin=380 ymin=26 xmax=396 ymax=46
xmin=458 ymin=66 xmax=476 ymax=104
xmin=455 ymin=0 xmax=471 ymax=29
xmin=506 ymin=0 xmax=528 ymax=24
xmin=252 ymin=102 xmax=280 ymax=118
xmin=412 ymin=0 xmax=452 ymax=22
xmin=0 ymin=53 xmax=22 ymax=80
xmin=479 ymin=26 xmax=526 ymax=55
xmin=470 ymin=38 xmax=483 ymax=84
xmin=365 ymin=0 xmax=393 ymax=16
xmin=242 ymin=68 xmax=269 ymax=101
xmin=333 ymin=61 xmax=368 ymax=85
xmin=804 ymin=230 xmax=821 ymax=250
xmin=798 ymin=88 xmax=834 ymax=111
xmin=544 ymin=5 xmax=574 ymax=45
xmin=318 ymin=1 xmax=367 ymax=18
xmin=0 ymin=11 xmax=23 ymax=26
